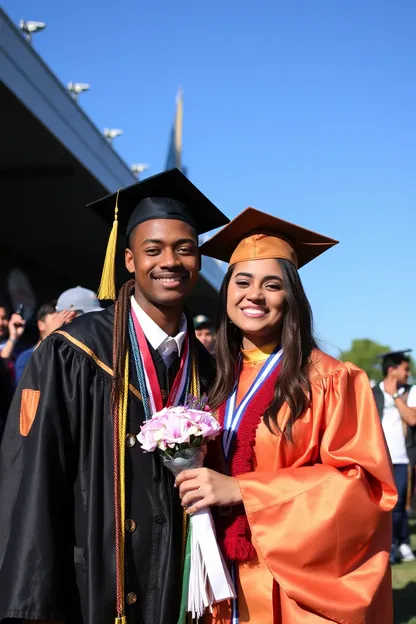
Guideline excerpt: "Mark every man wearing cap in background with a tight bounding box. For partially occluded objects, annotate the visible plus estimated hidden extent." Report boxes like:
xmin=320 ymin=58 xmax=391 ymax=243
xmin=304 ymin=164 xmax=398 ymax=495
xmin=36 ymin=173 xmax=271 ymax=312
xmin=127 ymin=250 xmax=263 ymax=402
xmin=55 ymin=285 xmax=104 ymax=316
xmin=0 ymin=169 xmax=228 ymax=624
xmin=193 ymin=314 xmax=216 ymax=355
xmin=373 ymin=350 xmax=416 ymax=563
xmin=14 ymin=288 xmax=98 ymax=386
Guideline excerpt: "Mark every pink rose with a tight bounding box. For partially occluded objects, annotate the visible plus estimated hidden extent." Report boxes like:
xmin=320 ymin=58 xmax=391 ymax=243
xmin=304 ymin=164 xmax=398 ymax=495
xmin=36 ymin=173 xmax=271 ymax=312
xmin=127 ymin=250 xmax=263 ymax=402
xmin=161 ymin=414 xmax=198 ymax=447
xmin=137 ymin=411 xmax=167 ymax=452
xmin=194 ymin=414 xmax=221 ymax=439
xmin=137 ymin=405 xmax=221 ymax=454
xmin=137 ymin=427 xmax=158 ymax=452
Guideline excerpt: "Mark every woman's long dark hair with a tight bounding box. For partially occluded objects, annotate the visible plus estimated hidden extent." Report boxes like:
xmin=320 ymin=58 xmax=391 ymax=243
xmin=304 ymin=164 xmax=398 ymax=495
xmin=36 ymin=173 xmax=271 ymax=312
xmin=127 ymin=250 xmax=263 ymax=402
xmin=209 ymin=259 xmax=317 ymax=439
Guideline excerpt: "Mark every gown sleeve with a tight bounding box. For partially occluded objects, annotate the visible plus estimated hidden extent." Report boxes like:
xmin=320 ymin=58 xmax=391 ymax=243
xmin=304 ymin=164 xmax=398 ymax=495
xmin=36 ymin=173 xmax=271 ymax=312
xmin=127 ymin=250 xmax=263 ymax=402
xmin=0 ymin=334 xmax=83 ymax=622
xmin=236 ymin=363 xmax=397 ymax=624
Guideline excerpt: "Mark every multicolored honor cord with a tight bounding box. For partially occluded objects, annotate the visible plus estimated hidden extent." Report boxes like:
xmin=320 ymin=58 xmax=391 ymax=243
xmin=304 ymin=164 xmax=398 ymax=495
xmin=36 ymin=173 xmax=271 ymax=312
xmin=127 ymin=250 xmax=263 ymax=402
xmin=128 ymin=310 xmax=200 ymax=624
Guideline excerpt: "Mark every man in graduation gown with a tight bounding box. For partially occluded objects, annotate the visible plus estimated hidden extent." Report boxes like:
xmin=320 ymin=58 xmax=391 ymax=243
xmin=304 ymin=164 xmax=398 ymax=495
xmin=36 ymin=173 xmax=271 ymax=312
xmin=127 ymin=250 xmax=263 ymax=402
xmin=0 ymin=169 xmax=229 ymax=624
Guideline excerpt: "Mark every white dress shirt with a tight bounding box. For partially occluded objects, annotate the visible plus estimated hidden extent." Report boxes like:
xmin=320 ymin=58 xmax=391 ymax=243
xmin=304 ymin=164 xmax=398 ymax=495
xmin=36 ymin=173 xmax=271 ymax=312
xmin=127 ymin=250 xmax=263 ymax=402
xmin=380 ymin=381 xmax=416 ymax=465
xmin=130 ymin=296 xmax=187 ymax=366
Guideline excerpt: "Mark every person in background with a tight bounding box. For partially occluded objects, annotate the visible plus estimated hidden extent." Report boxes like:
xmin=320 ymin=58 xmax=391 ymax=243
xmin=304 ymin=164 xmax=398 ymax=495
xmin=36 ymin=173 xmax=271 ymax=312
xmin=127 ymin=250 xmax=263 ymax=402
xmin=14 ymin=302 xmax=76 ymax=385
xmin=373 ymin=350 xmax=416 ymax=563
xmin=0 ymin=303 xmax=26 ymax=362
xmin=0 ymin=303 xmax=26 ymax=438
xmin=193 ymin=314 xmax=216 ymax=355
xmin=0 ymin=304 xmax=9 ymax=348
xmin=55 ymin=285 xmax=104 ymax=316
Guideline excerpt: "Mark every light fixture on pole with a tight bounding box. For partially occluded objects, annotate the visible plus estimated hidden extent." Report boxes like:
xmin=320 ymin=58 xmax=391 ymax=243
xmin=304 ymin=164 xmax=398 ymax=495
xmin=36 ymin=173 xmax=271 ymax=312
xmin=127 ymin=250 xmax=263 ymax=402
xmin=103 ymin=128 xmax=124 ymax=144
xmin=19 ymin=20 xmax=46 ymax=44
xmin=131 ymin=164 xmax=149 ymax=179
xmin=67 ymin=82 xmax=91 ymax=102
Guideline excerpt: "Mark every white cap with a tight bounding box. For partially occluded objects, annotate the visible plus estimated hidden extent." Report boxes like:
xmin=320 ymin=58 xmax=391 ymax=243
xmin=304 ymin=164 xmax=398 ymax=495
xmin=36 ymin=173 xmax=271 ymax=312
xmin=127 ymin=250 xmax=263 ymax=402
xmin=56 ymin=286 xmax=103 ymax=314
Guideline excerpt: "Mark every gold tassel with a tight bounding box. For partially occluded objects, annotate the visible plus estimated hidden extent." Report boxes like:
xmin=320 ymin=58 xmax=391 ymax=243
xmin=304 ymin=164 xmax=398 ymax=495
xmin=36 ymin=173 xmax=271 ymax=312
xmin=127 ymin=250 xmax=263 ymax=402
xmin=115 ymin=617 xmax=127 ymax=624
xmin=97 ymin=190 xmax=120 ymax=301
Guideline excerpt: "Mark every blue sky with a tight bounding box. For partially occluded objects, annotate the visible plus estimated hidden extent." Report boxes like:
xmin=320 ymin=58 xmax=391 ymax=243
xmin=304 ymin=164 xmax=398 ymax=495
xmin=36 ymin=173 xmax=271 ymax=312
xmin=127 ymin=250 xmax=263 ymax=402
xmin=4 ymin=0 xmax=416 ymax=356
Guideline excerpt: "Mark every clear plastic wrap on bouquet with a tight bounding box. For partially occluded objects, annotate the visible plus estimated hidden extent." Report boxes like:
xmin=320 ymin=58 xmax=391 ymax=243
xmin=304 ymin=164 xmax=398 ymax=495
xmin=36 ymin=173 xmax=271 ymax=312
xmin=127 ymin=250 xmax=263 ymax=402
xmin=163 ymin=445 xmax=235 ymax=620
xmin=162 ymin=446 xmax=206 ymax=477
xmin=137 ymin=402 xmax=235 ymax=621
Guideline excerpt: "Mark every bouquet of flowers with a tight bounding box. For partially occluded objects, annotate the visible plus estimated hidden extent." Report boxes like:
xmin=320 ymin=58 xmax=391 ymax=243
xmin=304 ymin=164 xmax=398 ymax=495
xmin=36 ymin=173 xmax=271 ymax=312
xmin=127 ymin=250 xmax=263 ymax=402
xmin=138 ymin=396 xmax=235 ymax=621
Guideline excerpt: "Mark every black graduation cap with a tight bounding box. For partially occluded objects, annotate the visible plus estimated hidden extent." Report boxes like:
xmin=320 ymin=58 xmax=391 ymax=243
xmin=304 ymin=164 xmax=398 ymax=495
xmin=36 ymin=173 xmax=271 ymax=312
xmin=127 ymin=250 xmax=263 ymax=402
xmin=377 ymin=349 xmax=413 ymax=360
xmin=87 ymin=168 xmax=229 ymax=300
xmin=193 ymin=314 xmax=214 ymax=329
xmin=88 ymin=168 xmax=228 ymax=240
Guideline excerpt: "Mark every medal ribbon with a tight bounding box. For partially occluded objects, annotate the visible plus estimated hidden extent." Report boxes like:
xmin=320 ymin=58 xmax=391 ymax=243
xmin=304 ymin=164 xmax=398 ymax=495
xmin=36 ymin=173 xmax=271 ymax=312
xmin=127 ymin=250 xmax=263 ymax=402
xmin=223 ymin=346 xmax=283 ymax=460
xmin=222 ymin=345 xmax=283 ymax=624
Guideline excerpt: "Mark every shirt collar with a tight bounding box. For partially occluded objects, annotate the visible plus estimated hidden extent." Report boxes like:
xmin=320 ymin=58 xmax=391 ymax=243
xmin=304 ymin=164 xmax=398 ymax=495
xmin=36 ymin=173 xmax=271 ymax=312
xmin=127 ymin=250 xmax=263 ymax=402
xmin=130 ymin=295 xmax=187 ymax=355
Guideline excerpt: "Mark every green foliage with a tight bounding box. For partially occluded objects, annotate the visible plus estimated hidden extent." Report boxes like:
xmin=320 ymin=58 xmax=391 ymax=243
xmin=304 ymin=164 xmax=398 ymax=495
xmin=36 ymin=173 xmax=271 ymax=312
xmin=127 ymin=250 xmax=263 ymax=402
xmin=340 ymin=339 xmax=390 ymax=382
xmin=340 ymin=339 xmax=416 ymax=383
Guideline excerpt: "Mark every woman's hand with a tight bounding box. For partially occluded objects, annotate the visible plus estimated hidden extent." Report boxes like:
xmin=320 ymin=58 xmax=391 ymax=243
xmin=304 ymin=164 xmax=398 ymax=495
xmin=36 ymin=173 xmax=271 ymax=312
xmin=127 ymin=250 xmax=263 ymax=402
xmin=175 ymin=468 xmax=242 ymax=515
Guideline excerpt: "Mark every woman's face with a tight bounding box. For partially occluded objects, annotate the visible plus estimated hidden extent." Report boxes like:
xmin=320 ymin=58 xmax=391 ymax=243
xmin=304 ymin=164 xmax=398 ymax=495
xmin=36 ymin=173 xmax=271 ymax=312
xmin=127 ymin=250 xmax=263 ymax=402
xmin=226 ymin=258 xmax=286 ymax=344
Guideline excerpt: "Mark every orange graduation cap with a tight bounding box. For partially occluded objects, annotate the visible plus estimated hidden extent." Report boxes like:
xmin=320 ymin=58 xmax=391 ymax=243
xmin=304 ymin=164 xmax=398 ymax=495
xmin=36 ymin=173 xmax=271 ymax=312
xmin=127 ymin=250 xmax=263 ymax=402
xmin=200 ymin=207 xmax=338 ymax=269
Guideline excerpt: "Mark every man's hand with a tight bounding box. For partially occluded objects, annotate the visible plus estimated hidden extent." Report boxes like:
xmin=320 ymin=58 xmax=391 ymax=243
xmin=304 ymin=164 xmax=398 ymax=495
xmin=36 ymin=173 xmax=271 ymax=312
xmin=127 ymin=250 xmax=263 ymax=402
xmin=49 ymin=309 xmax=77 ymax=333
xmin=383 ymin=377 xmax=398 ymax=396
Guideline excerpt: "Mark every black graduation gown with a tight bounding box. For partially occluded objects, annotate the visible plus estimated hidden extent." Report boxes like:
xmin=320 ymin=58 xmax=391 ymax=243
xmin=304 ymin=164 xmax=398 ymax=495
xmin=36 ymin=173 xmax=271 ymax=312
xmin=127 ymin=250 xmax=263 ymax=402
xmin=0 ymin=305 xmax=215 ymax=623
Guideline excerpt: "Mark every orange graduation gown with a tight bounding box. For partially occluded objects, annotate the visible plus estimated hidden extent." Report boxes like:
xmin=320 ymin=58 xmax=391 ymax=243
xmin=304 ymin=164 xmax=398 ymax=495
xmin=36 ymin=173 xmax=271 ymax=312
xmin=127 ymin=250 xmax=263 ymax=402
xmin=210 ymin=346 xmax=397 ymax=624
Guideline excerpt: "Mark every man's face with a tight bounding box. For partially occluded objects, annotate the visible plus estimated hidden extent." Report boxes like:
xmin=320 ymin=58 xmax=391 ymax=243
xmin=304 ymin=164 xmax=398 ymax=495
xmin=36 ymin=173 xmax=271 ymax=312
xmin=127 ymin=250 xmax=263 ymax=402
xmin=195 ymin=327 xmax=215 ymax=353
xmin=125 ymin=219 xmax=200 ymax=309
xmin=392 ymin=360 xmax=411 ymax=385
xmin=0 ymin=307 xmax=9 ymax=341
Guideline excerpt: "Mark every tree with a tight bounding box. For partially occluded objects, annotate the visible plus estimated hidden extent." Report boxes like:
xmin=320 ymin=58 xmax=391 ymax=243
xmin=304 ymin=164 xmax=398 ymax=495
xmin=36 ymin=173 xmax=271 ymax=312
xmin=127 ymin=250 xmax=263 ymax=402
xmin=340 ymin=339 xmax=390 ymax=382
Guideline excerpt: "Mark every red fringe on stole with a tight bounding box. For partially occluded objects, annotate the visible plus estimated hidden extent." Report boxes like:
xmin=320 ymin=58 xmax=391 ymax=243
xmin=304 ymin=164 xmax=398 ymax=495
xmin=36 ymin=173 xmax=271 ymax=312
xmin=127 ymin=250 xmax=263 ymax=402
xmin=213 ymin=364 xmax=281 ymax=562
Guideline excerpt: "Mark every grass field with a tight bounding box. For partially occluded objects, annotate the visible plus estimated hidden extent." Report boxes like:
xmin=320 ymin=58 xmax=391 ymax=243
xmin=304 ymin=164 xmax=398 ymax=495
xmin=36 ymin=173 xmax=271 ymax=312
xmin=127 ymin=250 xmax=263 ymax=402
xmin=393 ymin=520 xmax=416 ymax=624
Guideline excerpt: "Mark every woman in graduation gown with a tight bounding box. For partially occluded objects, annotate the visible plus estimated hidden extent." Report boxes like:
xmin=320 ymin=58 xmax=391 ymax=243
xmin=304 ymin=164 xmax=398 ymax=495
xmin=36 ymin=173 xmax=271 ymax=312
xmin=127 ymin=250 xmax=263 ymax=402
xmin=176 ymin=208 xmax=397 ymax=624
